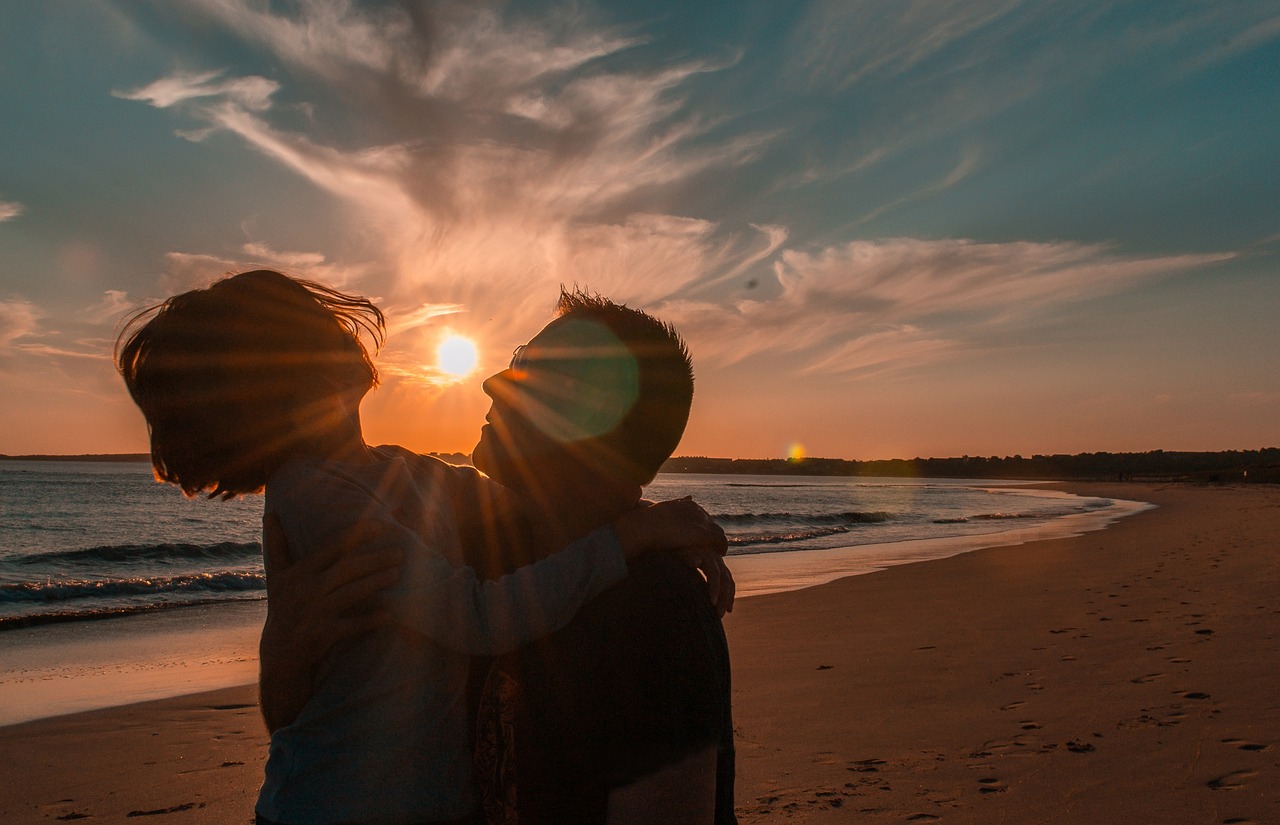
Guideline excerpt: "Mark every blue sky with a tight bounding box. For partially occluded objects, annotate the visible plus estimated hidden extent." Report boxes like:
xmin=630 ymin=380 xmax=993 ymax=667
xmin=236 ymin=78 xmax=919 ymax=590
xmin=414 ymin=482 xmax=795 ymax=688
xmin=1 ymin=0 xmax=1277 ymax=459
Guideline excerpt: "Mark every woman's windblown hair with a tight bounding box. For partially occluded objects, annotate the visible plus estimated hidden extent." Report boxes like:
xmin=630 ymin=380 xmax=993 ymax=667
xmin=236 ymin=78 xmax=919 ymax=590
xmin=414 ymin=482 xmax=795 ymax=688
xmin=116 ymin=270 xmax=385 ymax=498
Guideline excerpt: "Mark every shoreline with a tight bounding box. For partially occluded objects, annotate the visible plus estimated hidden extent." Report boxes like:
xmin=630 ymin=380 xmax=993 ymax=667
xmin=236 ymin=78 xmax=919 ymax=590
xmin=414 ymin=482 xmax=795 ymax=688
xmin=1 ymin=482 xmax=1277 ymax=823
xmin=0 ymin=484 xmax=1141 ymax=726
xmin=0 ymin=601 xmax=265 ymax=727
xmin=726 ymin=484 xmax=1151 ymax=597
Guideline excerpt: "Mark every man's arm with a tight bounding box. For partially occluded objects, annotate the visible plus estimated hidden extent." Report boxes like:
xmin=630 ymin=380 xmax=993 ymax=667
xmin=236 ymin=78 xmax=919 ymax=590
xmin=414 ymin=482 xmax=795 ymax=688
xmin=606 ymin=746 xmax=719 ymax=825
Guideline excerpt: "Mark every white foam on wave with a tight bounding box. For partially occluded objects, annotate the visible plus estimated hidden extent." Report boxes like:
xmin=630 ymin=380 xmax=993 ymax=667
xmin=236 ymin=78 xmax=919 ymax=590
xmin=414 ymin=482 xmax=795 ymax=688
xmin=726 ymin=491 xmax=1155 ymax=598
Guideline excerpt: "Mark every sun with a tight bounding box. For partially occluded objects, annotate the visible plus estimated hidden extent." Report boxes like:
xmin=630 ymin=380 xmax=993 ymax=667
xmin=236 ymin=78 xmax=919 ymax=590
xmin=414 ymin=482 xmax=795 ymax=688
xmin=436 ymin=334 xmax=478 ymax=377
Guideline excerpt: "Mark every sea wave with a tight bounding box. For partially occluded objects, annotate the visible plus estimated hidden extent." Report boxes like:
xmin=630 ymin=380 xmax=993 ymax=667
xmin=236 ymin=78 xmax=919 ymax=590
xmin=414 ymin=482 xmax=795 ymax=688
xmin=969 ymin=512 xmax=1040 ymax=521
xmin=0 ymin=596 xmax=263 ymax=631
xmin=723 ymin=483 xmax=819 ymax=488
xmin=2 ymin=541 xmax=260 ymax=568
xmin=0 ymin=571 xmax=265 ymax=604
xmin=728 ymin=525 xmax=855 ymax=548
xmin=715 ymin=511 xmax=892 ymax=526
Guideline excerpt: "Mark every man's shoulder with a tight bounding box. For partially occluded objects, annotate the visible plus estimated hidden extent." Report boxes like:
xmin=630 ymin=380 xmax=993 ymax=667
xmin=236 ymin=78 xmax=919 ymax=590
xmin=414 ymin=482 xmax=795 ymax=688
xmin=599 ymin=552 xmax=712 ymax=619
xmin=535 ymin=551 xmax=723 ymax=674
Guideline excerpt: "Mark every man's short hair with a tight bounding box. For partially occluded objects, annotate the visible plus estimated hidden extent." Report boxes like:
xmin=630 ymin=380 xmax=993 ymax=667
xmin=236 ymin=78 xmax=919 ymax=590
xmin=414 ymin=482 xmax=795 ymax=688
xmin=555 ymin=288 xmax=693 ymax=485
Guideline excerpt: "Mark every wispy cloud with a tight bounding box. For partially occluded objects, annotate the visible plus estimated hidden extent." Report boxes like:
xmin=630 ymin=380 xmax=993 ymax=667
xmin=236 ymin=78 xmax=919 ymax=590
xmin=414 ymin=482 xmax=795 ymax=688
xmin=1175 ymin=12 xmax=1280 ymax=74
xmin=111 ymin=0 xmax=1251 ymax=390
xmin=240 ymin=243 xmax=326 ymax=268
xmin=0 ymin=299 xmax=40 ymax=348
xmin=116 ymin=1 xmax=772 ymax=362
xmin=800 ymin=325 xmax=954 ymax=378
xmin=0 ymin=200 xmax=25 ymax=222
xmin=661 ymin=238 xmax=1235 ymax=375
xmin=788 ymin=0 xmax=1027 ymax=90
xmin=114 ymin=69 xmax=278 ymax=110
xmin=11 ymin=343 xmax=108 ymax=361
xmin=776 ymin=1 xmax=1280 ymax=197
xmin=82 ymin=290 xmax=135 ymax=325
xmin=4 ymin=294 xmax=150 ymax=364
xmin=851 ymin=146 xmax=983 ymax=226
xmin=159 ymin=249 xmax=371 ymax=295
xmin=186 ymin=0 xmax=639 ymax=106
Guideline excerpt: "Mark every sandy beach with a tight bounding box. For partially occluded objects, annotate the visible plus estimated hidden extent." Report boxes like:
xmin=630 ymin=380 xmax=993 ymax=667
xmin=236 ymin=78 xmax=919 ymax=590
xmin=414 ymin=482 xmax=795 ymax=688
xmin=2 ymin=482 xmax=1277 ymax=824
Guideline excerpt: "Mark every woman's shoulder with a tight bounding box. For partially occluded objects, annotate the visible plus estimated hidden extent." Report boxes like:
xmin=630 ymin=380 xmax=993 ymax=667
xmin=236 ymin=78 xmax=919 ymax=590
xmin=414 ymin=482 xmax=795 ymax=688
xmin=372 ymin=445 xmax=486 ymax=488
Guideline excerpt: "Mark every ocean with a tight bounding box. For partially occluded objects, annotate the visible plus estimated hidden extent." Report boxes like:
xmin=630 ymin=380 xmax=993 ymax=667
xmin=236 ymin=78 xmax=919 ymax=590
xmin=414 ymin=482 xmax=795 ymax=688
xmin=0 ymin=459 xmax=1138 ymax=630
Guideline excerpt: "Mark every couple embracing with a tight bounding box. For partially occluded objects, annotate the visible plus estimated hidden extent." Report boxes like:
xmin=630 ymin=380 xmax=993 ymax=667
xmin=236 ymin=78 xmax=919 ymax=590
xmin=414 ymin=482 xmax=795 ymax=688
xmin=117 ymin=270 xmax=736 ymax=825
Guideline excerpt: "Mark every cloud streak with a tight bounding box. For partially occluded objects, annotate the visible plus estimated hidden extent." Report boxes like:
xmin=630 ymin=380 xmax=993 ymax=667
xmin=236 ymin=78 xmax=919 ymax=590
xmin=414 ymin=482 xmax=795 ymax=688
xmin=661 ymin=238 xmax=1235 ymax=375
xmin=115 ymin=1 xmax=774 ymax=356
xmin=0 ymin=299 xmax=40 ymax=348
xmin=0 ymin=200 xmax=24 ymax=222
xmin=109 ymin=1 xmax=1251 ymax=389
xmin=115 ymin=69 xmax=278 ymax=110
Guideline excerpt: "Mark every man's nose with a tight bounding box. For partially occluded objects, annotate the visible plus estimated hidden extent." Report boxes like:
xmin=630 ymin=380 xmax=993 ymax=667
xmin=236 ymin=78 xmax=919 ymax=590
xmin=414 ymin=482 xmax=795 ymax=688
xmin=481 ymin=368 xmax=520 ymax=400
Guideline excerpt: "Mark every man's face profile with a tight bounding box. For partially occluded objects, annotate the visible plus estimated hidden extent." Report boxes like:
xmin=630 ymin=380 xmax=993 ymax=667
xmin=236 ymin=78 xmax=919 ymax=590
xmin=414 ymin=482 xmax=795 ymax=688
xmin=473 ymin=316 xmax=640 ymax=487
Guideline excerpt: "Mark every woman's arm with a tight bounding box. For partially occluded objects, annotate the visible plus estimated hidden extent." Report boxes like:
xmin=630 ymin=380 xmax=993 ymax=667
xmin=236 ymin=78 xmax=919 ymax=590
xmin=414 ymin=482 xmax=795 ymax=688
xmin=271 ymin=461 xmax=727 ymax=658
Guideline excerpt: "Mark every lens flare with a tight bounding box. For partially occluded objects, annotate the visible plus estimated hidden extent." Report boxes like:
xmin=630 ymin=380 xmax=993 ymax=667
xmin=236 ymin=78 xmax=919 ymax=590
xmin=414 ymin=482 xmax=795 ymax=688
xmin=437 ymin=335 xmax=478 ymax=377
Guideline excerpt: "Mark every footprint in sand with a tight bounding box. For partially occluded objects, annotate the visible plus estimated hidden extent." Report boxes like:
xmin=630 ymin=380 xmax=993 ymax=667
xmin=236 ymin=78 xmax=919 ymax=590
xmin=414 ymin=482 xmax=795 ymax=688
xmin=125 ymin=802 xmax=201 ymax=816
xmin=1130 ymin=673 xmax=1166 ymax=684
xmin=1000 ymin=700 xmax=1026 ymax=711
xmin=1208 ymin=770 xmax=1257 ymax=790
xmin=906 ymin=814 xmax=941 ymax=821
xmin=849 ymin=758 xmax=887 ymax=772
xmin=1221 ymin=739 xmax=1271 ymax=752
xmin=977 ymin=778 xmax=1007 ymax=794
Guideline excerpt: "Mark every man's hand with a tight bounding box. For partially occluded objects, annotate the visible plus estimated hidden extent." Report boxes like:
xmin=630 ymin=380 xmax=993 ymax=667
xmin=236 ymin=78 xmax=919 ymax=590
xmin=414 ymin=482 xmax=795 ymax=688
xmin=612 ymin=498 xmax=735 ymax=617
xmin=258 ymin=515 xmax=401 ymax=731
xmin=672 ymin=546 xmax=735 ymax=618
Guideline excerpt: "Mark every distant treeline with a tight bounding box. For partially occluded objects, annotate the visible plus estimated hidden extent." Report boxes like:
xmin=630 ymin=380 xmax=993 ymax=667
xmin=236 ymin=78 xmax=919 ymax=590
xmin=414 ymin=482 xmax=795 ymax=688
xmin=0 ymin=453 xmax=151 ymax=462
xmin=661 ymin=449 xmax=1280 ymax=483
xmin=4 ymin=449 xmax=1278 ymax=482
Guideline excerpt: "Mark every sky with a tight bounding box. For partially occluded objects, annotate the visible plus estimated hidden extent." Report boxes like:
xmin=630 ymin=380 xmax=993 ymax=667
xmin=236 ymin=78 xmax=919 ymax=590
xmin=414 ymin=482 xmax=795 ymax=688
xmin=1 ymin=0 xmax=1277 ymax=461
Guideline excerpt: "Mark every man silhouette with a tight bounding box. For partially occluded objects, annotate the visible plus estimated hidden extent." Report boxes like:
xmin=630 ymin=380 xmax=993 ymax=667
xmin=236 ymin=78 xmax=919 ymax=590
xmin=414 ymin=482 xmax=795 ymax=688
xmin=465 ymin=289 xmax=735 ymax=825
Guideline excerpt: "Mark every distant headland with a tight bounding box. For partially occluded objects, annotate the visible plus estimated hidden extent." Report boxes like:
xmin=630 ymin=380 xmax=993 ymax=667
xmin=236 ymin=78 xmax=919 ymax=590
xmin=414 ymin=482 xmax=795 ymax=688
xmin=3 ymin=449 xmax=1276 ymax=482
xmin=661 ymin=449 xmax=1280 ymax=483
